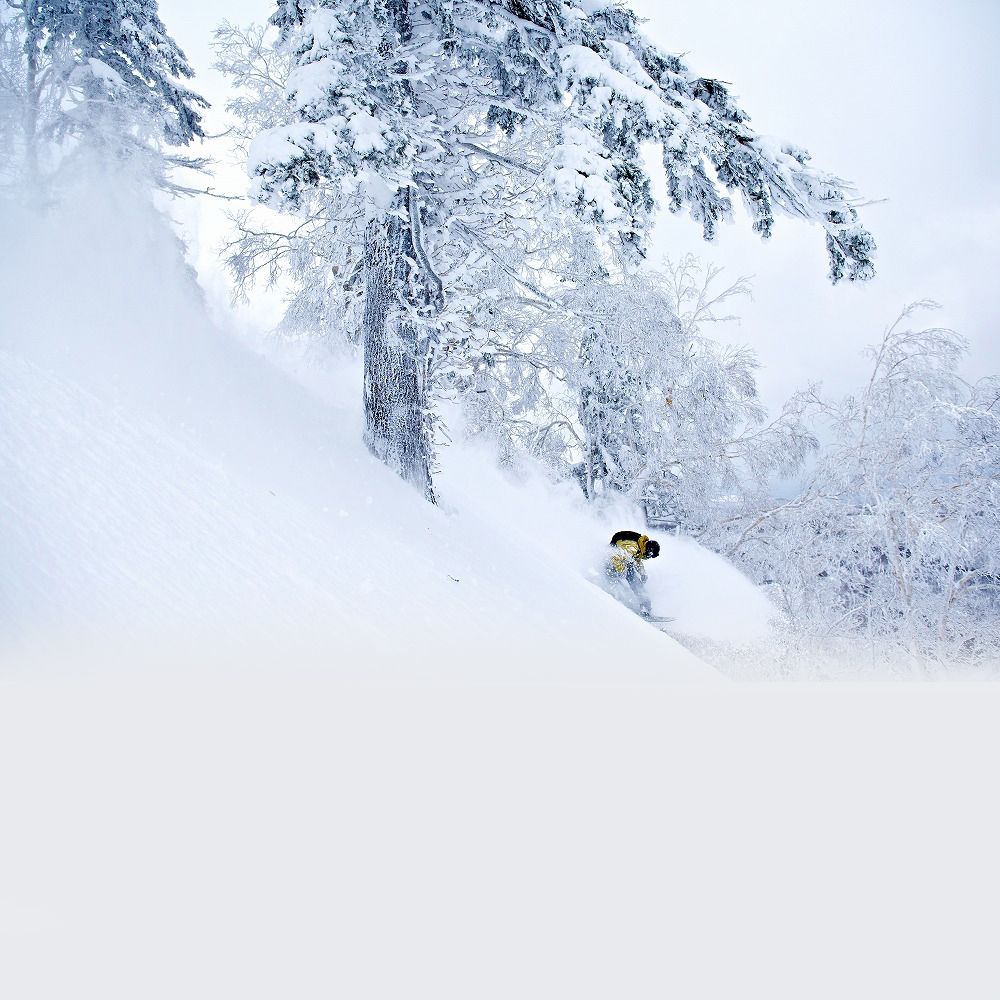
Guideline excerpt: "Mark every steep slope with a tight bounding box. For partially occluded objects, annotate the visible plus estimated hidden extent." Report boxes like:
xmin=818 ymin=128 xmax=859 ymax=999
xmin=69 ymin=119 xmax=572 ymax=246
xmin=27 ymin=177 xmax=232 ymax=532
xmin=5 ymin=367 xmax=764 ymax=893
xmin=0 ymin=345 xmax=708 ymax=678
xmin=0 ymin=186 xmax=769 ymax=678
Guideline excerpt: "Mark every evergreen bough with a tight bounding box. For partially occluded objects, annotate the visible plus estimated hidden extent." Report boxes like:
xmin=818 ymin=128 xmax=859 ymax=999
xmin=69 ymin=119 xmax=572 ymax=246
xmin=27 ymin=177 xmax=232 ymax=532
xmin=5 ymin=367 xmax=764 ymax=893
xmin=250 ymin=0 xmax=876 ymax=496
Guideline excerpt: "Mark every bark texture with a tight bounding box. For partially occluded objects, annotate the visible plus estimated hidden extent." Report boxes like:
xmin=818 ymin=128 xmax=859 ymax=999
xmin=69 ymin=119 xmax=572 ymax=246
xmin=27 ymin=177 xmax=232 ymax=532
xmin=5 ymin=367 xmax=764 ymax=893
xmin=22 ymin=0 xmax=40 ymax=188
xmin=362 ymin=192 xmax=435 ymax=500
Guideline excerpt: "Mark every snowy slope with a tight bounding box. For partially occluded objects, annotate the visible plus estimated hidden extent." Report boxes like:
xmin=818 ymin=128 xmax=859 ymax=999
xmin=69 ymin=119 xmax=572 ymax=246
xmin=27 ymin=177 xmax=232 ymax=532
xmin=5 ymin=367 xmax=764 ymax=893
xmin=0 ymin=345 xmax=706 ymax=678
xmin=4 ymin=189 xmax=999 ymax=1000
xmin=0 ymin=187 xmax=778 ymax=678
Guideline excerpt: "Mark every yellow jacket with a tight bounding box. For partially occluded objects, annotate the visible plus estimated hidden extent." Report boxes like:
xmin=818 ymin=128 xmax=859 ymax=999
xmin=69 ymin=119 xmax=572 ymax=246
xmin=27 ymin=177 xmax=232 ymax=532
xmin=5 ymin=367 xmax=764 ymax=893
xmin=609 ymin=533 xmax=651 ymax=581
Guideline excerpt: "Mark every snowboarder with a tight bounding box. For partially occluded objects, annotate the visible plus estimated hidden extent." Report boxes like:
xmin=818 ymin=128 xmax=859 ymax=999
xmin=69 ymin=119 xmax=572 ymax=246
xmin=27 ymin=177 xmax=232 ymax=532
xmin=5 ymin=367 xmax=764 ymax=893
xmin=606 ymin=530 xmax=661 ymax=617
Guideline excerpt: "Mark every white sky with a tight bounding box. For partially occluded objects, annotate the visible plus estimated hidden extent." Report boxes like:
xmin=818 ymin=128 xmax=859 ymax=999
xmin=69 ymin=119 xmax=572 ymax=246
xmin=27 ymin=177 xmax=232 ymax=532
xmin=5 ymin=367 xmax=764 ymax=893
xmin=161 ymin=0 xmax=1000 ymax=410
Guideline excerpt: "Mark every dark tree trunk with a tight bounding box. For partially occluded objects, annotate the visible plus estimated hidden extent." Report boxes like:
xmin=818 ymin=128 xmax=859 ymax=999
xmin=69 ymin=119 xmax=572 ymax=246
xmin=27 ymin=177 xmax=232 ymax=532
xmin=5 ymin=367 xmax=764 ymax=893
xmin=22 ymin=0 xmax=41 ymax=189
xmin=362 ymin=190 xmax=435 ymax=500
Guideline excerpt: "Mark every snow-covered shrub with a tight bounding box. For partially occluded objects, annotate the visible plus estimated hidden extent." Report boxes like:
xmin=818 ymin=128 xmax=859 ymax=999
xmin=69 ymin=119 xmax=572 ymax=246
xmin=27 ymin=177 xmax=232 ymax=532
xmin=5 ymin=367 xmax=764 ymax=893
xmin=460 ymin=256 xmax=816 ymax=535
xmin=724 ymin=304 xmax=1000 ymax=664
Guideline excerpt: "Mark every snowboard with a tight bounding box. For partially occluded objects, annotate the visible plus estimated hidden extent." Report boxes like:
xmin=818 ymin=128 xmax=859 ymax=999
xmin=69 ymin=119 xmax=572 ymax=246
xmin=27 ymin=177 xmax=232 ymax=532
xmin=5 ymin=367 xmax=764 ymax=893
xmin=640 ymin=613 xmax=676 ymax=631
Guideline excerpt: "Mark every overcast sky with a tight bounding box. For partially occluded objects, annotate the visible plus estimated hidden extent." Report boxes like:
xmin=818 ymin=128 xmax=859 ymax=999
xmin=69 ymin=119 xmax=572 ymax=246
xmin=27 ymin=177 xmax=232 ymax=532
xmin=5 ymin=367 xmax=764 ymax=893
xmin=162 ymin=0 xmax=1000 ymax=410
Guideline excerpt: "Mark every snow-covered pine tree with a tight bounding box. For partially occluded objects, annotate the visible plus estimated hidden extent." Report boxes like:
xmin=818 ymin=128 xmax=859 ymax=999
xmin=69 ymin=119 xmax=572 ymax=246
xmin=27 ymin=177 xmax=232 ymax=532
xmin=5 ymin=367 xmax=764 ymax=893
xmin=0 ymin=8 xmax=26 ymax=185
xmin=2 ymin=0 xmax=207 ymax=191
xmin=248 ymin=0 xmax=875 ymax=498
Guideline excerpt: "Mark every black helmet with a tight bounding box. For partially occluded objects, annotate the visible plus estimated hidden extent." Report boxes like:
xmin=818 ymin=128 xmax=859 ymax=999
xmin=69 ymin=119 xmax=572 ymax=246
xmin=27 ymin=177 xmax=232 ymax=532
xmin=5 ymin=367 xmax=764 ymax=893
xmin=644 ymin=539 xmax=660 ymax=559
